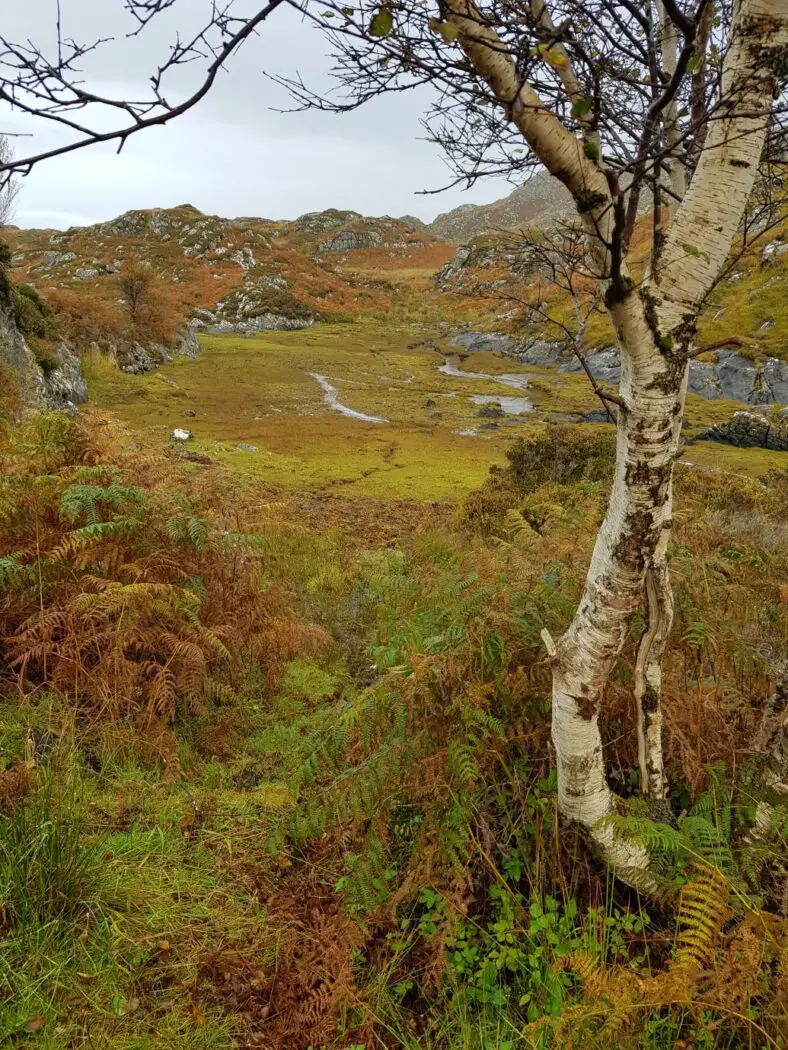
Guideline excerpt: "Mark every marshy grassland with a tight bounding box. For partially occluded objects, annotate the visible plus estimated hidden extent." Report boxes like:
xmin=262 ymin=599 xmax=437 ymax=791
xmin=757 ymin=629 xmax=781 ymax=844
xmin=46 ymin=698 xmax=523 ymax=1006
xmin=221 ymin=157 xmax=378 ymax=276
xmin=83 ymin=323 xmax=786 ymax=502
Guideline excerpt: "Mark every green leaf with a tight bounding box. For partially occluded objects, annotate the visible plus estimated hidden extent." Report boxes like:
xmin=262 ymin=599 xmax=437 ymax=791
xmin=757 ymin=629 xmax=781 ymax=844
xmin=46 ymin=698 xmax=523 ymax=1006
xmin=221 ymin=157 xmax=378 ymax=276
xmin=428 ymin=17 xmax=459 ymax=42
xmin=570 ymin=97 xmax=592 ymax=118
xmin=438 ymin=21 xmax=459 ymax=41
xmin=683 ymin=243 xmax=710 ymax=264
xmin=537 ymin=43 xmax=569 ymax=69
xmin=369 ymin=6 xmax=393 ymax=36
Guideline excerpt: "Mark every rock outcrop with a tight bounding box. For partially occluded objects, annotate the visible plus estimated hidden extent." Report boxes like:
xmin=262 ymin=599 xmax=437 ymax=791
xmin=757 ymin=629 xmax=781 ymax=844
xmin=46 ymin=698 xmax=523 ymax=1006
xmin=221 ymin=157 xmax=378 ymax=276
xmin=114 ymin=323 xmax=203 ymax=375
xmin=697 ymin=409 xmax=788 ymax=451
xmin=558 ymin=346 xmax=788 ymax=405
xmin=435 ymin=235 xmax=537 ymax=292
xmin=688 ymin=351 xmax=788 ymax=404
xmin=761 ymin=238 xmax=788 ymax=267
xmin=0 ymin=304 xmax=87 ymax=415
xmin=318 ymin=229 xmax=383 ymax=253
xmin=450 ymin=329 xmax=787 ymax=409
xmin=427 ymin=171 xmax=574 ymax=243
xmin=208 ymin=315 xmax=314 ymax=335
xmin=449 ymin=331 xmax=518 ymax=354
xmin=42 ymin=343 xmax=88 ymax=410
xmin=209 ymin=275 xmax=314 ymax=335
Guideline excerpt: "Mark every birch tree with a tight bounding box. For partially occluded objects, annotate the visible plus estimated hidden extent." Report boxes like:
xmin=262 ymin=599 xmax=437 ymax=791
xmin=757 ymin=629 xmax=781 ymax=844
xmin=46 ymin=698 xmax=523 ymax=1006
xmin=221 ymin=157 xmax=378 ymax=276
xmin=285 ymin=0 xmax=788 ymax=873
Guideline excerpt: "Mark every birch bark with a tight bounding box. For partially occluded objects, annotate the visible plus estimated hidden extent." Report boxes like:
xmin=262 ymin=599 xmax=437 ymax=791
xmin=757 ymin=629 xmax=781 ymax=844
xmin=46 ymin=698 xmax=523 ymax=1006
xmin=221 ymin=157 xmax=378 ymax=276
xmin=657 ymin=0 xmax=687 ymax=217
xmin=445 ymin=0 xmax=787 ymax=869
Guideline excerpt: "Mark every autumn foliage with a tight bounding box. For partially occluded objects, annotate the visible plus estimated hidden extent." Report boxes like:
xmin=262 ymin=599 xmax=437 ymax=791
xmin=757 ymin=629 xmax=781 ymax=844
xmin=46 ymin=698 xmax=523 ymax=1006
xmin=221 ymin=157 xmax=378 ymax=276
xmin=0 ymin=413 xmax=327 ymax=767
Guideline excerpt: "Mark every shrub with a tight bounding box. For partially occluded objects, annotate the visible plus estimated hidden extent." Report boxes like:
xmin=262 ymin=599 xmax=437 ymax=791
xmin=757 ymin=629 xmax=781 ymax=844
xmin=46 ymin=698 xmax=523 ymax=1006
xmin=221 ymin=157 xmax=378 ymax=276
xmin=0 ymin=240 xmax=13 ymax=309
xmin=462 ymin=425 xmax=616 ymax=533
xmin=501 ymin=424 xmax=615 ymax=493
xmin=13 ymin=282 xmax=59 ymax=341
xmin=0 ymin=415 xmax=327 ymax=762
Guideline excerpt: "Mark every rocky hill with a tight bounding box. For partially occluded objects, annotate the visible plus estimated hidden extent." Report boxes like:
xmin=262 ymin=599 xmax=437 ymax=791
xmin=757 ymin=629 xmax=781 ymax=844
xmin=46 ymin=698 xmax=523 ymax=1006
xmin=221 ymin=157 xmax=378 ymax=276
xmin=6 ymin=205 xmax=452 ymax=371
xmin=426 ymin=171 xmax=573 ymax=243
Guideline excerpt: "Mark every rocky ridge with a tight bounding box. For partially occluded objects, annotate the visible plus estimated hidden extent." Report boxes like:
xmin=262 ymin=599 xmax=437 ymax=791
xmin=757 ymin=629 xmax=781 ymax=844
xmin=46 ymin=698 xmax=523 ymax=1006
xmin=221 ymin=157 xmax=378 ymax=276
xmin=427 ymin=171 xmax=573 ymax=243
xmin=7 ymin=205 xmax=443 ymax=345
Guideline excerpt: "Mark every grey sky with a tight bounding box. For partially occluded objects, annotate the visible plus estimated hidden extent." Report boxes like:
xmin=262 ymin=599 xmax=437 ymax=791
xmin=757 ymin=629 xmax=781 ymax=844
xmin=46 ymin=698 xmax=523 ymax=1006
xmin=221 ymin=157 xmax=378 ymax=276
xmin=2 ymin=0 xmax=513 ymax=230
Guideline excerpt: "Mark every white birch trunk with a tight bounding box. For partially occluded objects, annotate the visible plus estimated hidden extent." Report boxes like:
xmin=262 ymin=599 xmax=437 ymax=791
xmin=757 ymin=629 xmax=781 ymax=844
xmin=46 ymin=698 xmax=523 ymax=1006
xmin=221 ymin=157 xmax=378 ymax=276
xmin=550 ymin=296 xmax=687 ymax=863
xmin=446 ymin=0 xmax=787 ymax=872
xmin=634 ymin=557 xmax=672 ymax=801
xmin=656 ymin=0 xmax=687 ymax=217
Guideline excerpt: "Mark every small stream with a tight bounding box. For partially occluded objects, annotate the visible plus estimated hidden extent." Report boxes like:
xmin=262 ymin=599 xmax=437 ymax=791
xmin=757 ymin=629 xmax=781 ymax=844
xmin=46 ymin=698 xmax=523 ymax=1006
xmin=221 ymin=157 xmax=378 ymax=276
xmin=309 ymin=373 xmax=388 ymax=423
xmin=309 ymin=355 xmax=533 ymax=425
xmin=470 ymin=394 xmax=533 ymax=415
xmin=438 ymin=355 xmax=533 ymax=398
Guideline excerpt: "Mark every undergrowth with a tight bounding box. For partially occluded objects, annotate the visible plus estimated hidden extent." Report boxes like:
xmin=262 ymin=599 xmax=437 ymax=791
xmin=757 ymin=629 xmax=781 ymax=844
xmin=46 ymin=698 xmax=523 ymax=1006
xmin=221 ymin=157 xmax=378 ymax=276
xmin=0 ymin=417 xmax=785 ymax=1048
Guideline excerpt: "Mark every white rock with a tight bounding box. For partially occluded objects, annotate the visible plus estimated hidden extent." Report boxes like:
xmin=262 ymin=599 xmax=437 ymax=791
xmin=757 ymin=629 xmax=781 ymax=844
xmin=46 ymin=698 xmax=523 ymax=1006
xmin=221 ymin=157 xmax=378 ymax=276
xmin=761 ymin=240 xmax=788 ymax=266
xmin=170 ymin=428 xmax=193 ymax=441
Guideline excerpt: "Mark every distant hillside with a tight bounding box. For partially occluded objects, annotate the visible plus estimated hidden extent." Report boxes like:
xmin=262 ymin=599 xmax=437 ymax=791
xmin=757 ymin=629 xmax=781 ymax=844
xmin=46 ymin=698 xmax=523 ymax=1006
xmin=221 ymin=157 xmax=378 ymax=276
xmin=6 ymin=206 xmax=452 ymax=364
xmin=426 ymin=171 xmax=573 ymax=243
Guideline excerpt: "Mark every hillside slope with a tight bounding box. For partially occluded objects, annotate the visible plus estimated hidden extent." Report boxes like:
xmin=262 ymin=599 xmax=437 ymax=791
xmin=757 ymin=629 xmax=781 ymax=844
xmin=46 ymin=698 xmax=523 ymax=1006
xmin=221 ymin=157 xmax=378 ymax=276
xmin=426 ymin=171 xmax=573 ymax=243
xmin=7 ymin=206 xmax=454 ymax=360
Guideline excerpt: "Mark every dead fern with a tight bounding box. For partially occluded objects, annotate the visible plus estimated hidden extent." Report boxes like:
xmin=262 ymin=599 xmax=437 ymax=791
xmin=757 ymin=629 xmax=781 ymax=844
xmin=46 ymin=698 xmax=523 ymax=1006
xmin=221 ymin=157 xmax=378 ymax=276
xmin=551 ymin=864 xmax=783 ymax=1048
xmin=0 ymin=414 xmax=327 ymax=750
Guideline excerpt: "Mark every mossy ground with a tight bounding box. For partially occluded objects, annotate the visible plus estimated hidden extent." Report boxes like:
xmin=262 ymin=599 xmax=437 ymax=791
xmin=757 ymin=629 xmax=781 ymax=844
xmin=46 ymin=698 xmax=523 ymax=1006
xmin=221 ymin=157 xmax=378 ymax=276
xmin=84 ymin=323 xmax=786 ymax=501
xmin=85 ymin=325 xmax=531 ymax=500
xmin=0 ymin=668 xmax=343 ymax=1048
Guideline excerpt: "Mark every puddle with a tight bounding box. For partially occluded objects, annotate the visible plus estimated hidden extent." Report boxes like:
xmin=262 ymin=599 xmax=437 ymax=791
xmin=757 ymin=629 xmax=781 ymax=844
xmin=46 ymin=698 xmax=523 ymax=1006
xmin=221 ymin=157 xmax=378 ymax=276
xmin=470 ymin=394 xmax=533 ymax=415
xmin=309 ymin=373 xmax=388 ymax=423
xmin=438 ymin=355 xmax=533 ymax=397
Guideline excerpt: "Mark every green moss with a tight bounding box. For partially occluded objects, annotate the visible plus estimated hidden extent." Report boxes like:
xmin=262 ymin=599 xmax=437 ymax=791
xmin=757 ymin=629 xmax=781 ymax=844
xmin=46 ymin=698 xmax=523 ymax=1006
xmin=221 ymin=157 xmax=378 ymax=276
xmin=0 ymin=239 xmax=14 ymax=309
xmin=13 ymin=282 xmax=60 ymax=341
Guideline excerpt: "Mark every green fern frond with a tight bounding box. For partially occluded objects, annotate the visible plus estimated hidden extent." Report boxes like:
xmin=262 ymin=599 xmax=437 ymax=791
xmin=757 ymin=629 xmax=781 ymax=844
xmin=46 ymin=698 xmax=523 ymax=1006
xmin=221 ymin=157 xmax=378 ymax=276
xmin=446 ymin=740 xmax=479 ymax=783
xmin=59 ymin=483 xmax=144 ymax=524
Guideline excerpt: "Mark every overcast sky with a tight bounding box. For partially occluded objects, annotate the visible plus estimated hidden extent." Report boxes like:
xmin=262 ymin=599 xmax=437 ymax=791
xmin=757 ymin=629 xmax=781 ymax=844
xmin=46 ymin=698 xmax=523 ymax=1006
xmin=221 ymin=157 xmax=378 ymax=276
xmin=1 ymin=0 xmax=514 ymax=230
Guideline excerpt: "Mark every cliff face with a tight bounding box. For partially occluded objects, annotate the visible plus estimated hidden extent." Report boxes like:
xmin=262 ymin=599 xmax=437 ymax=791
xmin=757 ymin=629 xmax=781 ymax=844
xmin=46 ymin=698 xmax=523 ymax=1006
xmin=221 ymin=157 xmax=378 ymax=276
xmin=0 ymin=295 xmax=87 ymax=419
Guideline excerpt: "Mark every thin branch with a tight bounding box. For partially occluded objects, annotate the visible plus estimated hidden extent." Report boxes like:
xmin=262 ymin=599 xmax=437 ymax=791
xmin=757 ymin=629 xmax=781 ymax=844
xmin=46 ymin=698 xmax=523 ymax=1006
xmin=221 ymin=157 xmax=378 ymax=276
xmin=0 ymin=0 xmax=289 ymax=184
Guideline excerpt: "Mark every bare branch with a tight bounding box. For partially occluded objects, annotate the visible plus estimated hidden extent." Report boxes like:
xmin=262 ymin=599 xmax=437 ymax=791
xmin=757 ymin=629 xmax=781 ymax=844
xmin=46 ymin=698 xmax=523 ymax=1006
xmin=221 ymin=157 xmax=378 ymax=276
xmin=0 ymin=0 xmax=289 ymax=187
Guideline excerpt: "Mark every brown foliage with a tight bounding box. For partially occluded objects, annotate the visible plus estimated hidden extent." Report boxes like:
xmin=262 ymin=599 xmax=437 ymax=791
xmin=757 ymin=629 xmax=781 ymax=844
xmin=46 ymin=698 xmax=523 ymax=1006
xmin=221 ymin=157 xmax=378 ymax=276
xmin=197 ymin=843 xmax=371 ymax=1050
xmin=0 ymin=413 xmax=328 ymax=745
xmin=0 ymin=758 xmax=32 ymax=811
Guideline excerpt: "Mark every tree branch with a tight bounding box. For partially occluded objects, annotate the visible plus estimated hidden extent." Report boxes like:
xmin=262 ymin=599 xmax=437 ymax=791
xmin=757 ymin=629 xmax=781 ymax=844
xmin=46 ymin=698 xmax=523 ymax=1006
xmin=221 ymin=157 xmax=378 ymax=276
xmin=0 ymin=0 xmax=288 ymax=186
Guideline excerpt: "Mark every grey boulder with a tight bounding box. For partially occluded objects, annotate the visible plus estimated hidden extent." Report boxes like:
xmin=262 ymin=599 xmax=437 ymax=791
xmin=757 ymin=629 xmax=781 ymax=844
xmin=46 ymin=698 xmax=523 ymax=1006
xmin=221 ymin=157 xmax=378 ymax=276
xmin=449 ymin=331 xmax=517 ymax=354
xmin=697 ymin=409 xmax=787 ymax=451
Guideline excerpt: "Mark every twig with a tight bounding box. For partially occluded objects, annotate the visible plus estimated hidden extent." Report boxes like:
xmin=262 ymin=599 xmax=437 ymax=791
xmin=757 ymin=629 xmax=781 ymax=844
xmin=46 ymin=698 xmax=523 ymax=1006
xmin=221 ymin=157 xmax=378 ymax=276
xmin=687 ymin=336 xmax=743 ymax=358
